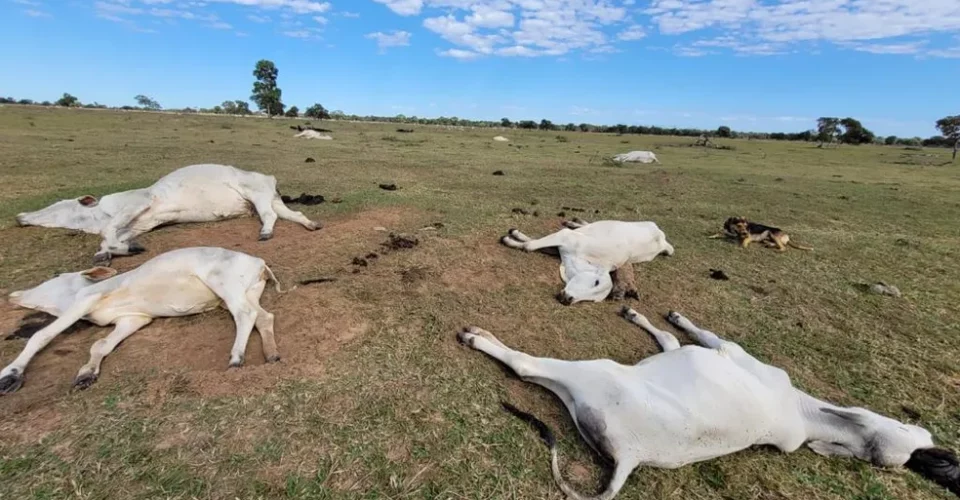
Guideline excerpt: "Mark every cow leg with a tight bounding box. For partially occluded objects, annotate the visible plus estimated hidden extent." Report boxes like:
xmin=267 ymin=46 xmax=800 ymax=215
xmin=0 ymin=295 xmax=101 ymax=394
xmin=74 ymin=315 xmax=153 ymax=389
xmin=248 ymin=195 xmax=280 ymax=241
xmin=609 ymin=265 xmax=639 ymax=301
xmin=665 ymin=312 xmax=724 ymax=349
xmin=94 ymin=203 xmax=152 ymax=263
xmin=272 ymin=198 xmax=322 ymax=231
xmin=246 ymin=280 xmax=279 ymax=363
xmin=457 ymin=326 xmax=577 ymax=405
xmin=620 ymin=307 xmax=681 ymax=352
xmin=502 ymin=229 xmax=574 ymax=252
xmin=196 ymin=274 xmax=259 ymax=367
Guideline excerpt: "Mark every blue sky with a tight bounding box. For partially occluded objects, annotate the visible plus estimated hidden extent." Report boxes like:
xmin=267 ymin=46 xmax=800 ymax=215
xmin=3 ymin=0 xmax=959 ymax=137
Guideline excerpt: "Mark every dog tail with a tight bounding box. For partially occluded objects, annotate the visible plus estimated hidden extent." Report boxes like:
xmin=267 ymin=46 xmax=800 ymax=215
xmin=787 ymin=241 xmax=814 ymax=251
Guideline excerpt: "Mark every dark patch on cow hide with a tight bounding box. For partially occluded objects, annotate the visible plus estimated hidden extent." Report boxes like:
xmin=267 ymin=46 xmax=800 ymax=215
xmin=6 ymin=312 xmax=94 ymax=340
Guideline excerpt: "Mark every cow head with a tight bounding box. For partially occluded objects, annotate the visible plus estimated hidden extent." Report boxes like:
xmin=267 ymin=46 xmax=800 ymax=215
xmin=15 ymin=195 xmax=108 ymax=233
xmin=556 ymin=257 xmax=613 ymax=305
xmin=8 ymin=267 xmax=117 ymax=316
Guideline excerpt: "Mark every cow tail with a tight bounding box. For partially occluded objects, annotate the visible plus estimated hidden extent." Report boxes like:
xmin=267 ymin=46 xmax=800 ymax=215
xmin=501 ymin=402 xmax=603 ymax=500
xmin=264 ymin=264 xmax=294 ymax=294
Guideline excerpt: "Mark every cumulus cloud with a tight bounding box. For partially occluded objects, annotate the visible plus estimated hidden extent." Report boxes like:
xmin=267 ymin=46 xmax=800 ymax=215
xmin=366 ymin=30 xmax=413 ymax=50
xmin=369 ymin=0 xmax=960 ymax=60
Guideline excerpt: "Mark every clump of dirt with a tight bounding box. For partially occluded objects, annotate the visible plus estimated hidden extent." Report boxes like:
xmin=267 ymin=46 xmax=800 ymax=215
xmin=379 ymin=183 xmax=399 ymax=191
xmin=352 ymin=257 xmax=369 ymax=267
xmin=305 ymin=157 xmax=316 ymax=163
xmin=492 ymin=170 xmax=505 ymax=176
xmin=281 ymin=193 xmax=325 ymax=205
xmin=382 ymin=233 xmax=419 ymax=250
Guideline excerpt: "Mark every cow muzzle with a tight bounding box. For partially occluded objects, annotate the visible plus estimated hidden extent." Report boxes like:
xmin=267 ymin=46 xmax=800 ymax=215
xmin=556 ymin=292 xmax=574 ymax=306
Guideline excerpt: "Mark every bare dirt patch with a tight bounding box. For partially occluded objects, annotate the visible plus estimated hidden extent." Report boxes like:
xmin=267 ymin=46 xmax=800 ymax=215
xmin=0 ymin=207 xmax=431 ymax=413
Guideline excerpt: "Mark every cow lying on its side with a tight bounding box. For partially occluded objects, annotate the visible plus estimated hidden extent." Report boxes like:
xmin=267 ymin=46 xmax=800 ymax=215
xmin=15 ymin=163 xmax=322 ymax=264
xmin=460 ymin=309 xmax=960 ymax=500
xmin=500 ymin=218 xmax=674 ymax=305
xmin=0 ymin=247 xmax=284 ymax=394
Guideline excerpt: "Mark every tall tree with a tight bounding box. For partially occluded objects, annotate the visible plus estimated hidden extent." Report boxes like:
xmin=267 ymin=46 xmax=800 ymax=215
xmin=251 ymin=60 xmax=284 ymax=116
xmin=500 ymin=117 xmax=512 ymax=128
xmin=56 ymin=93 xmax=79 ymax=107
xmin=717 ymin=126 xmax=732 ymax=138
xmin=539 ymin=119 xmax=555 ymax=131
xmin=935 ymin=115 xmax=960 ymax=160
xmin=285 ymin=106 xmax=299 ymax=118
xmin=838 ymin=117 xmax=875 ymax=145
xmin=304 ymin=103 xmax=329 ymax=120
xmin=134 ymin=94 xmax=161 ymax=110
xmin=816 ymin=117 xmax=840 ymax=147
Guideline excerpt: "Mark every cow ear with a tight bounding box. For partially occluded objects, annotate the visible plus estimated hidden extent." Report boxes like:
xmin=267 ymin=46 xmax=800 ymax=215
xmin=78 ymin=195 xmax=98 ymax=207
xmin=80 ymin=267 xmax=117 ymax=282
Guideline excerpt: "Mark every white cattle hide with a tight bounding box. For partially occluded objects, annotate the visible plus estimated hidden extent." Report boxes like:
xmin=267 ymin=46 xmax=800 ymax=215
xmin=612 ymin=151 xmax=659 ymax=164
xmin=0 ymin=247 xmax=284 ymax=394
xmin=15 ymin=164 xmax=321 ymax=263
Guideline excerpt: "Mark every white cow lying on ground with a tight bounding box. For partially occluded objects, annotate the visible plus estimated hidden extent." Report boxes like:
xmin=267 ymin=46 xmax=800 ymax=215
xmin=459 ymin=308 xmax=960 ymax=500
xmin=500 ymin=219 xmax=674 ymax=305
xmin=15 ymin=163 xmax=322 ymax=264
xmin=0 ymin=247 xmax=284 ymax=394
xmin=612 ymin=151 xmax=659 ymax=164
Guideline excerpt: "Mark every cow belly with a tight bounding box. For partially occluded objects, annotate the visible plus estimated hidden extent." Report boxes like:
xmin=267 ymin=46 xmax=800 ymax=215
xmin=87 ymin=277 xmax=222 ymax=323
xmin=138 ymin=192 xmax=252 ymax=228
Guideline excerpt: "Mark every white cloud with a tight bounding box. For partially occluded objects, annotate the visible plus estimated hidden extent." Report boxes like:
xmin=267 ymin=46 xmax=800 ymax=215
xmin=13 ymin=0 xmax=41 ymax=5
xmin=439 ymin=48 xmax=482 ymax=59
xmin=313 ymin=15 xmax=327 ymax=24
xmin=24 ymin=8 xmax=51 ymax=17
xmin=373 ymin=0 xmax=423 ymax=16
xmin=369 ymin=0 xmax=960 ymax=59
xmin=366 ymin=30 xmax=412 ymax=50
xmin=283 ymin=29 xmax=320 ymax=38
xmin=247 ymin=14 xmax=269 ymax=22
xmin=851 ymin=41 xmax=926 ymax=55
xmin=617 ymin=24 xmax=644 ymax=41
xmin=340 ymin=11 xmax=360 ymax=18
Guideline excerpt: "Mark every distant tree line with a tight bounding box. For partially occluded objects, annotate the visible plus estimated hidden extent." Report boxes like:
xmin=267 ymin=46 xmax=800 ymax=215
xmin=2 ymin=58 xmax=956 ymax=157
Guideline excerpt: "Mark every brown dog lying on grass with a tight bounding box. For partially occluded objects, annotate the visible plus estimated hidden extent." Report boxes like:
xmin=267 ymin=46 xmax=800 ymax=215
xmin=710 ymin=216 xmax=813 ymax=251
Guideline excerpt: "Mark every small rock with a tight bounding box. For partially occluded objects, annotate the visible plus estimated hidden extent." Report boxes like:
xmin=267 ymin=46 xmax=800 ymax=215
xmin=868 ymin=282 xmax=902 ymax=297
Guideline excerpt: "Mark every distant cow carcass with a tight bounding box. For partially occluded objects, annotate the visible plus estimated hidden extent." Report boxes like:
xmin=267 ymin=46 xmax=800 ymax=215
xmin=613 ymin=151 xmax=660 ymax=164
xmin=15 ymin=164 xmax=322 ymax=264
xmin=0 ymin=247 xmax=285 ymax=394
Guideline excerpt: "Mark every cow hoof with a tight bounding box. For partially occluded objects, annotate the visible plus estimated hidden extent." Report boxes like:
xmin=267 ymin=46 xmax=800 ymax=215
xmin=228 ymin=357 xmax=244 ymax=368
xmin=0 ymin=372 xmax=24 ymax=395
xmin=456 ymin=328 xmax=475 ymax=346
xmin=625 ymin=290 xmax=640 ymax=301
xmin=92 ymin=252 xmax=112 ymax=265
xmin=266 ymin=354 xmax=281 ymax=363
xmin=258 ymin=233 xmax=273 ymax=242
xmin=127 ymin=241 xmax=146 ymax=255
xmin=608 ymin=290 xmax=625 ymax=301
xmin=666 ymin=311 xmax=682 ymax=325
xmin=307 ymin=222 xmax=323 ymax=231
xmin=72 ymin=372 xmax=98 ymax=390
